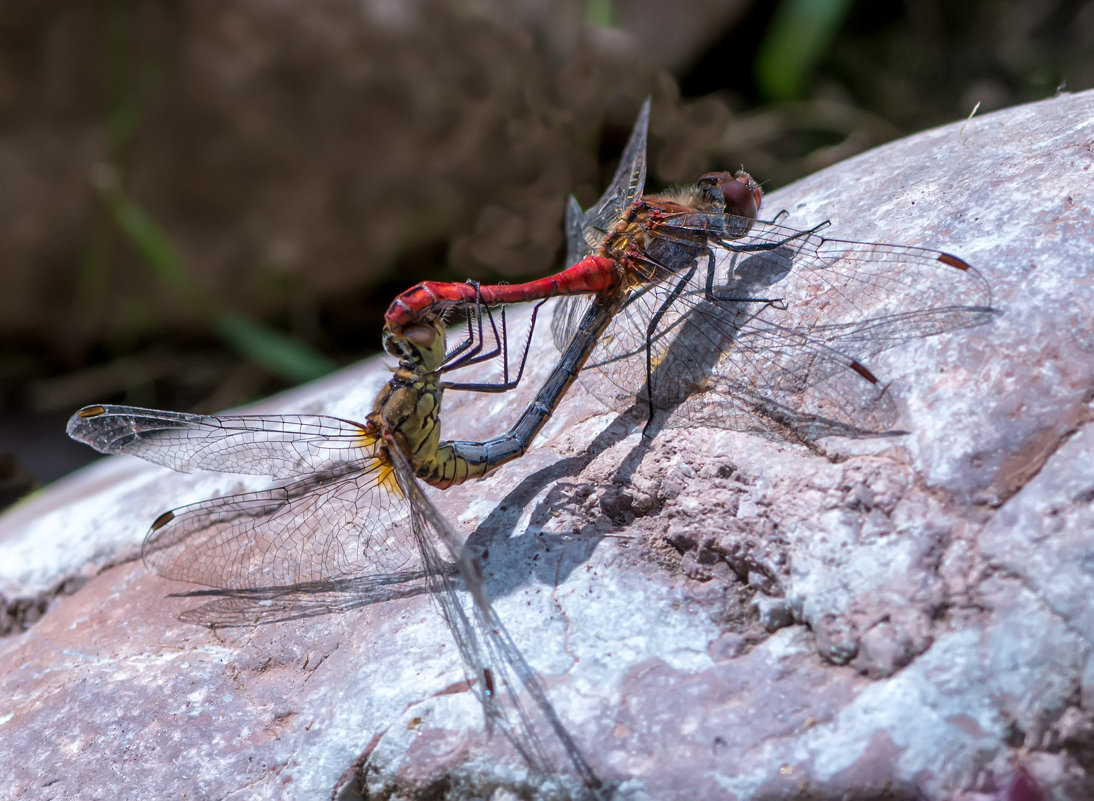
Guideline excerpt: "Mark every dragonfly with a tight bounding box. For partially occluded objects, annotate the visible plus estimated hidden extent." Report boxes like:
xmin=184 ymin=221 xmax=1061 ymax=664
xmin=66 ymin=309 xmax=605 ymax=799
xmin=384 ymin=99 xmax=997 ymax=465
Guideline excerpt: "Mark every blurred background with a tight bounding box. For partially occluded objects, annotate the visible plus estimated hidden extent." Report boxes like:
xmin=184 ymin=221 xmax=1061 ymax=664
xmin=1 ymin=0 xmax=1090 ymax=506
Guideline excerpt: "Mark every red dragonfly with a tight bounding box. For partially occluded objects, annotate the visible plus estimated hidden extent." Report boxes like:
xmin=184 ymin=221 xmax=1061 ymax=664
xmin=385 ymin=99 xmax=996 ymax=466
xmin=67 ymin=309 xmax=604 ymax=798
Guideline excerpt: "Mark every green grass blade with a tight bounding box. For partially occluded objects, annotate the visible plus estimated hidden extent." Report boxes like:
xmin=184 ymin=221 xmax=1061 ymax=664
xmin=756 ymin=0 xmax=854 ymax=101
xmin=214 ymin=312 xmax=337 ymax=383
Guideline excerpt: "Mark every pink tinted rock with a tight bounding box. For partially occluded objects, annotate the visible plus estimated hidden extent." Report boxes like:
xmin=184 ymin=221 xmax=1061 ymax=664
xmin=2 ymin=89 xmax=1094 ymax=800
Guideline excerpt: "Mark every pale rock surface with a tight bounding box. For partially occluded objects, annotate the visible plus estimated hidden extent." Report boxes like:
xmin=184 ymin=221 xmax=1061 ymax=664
xmin=2 ymin=90 xmax=1092 ymax=800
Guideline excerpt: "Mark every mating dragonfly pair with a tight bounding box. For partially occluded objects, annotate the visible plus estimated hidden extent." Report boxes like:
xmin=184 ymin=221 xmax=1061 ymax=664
xmin=67 ymin=99 xmax=996 ymax=797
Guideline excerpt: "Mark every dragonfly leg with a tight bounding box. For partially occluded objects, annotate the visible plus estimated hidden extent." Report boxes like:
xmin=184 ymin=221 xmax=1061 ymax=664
xmin=442 ymin=283 xmax=499 ymax=369
xmin=640 ymin=261 xmax=699 ymax=433
xmin=718 ymin=218 xmax=830 ymax=256
xmin=704 ymin=248 xmax=788 ymax=310
xmin=443 ymin=298 xmax=548 ymax=394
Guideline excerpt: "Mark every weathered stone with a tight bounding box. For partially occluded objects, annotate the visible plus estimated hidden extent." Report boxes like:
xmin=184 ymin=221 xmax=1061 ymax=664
xmin=2 ymin=90 xmax=1093 ymax=800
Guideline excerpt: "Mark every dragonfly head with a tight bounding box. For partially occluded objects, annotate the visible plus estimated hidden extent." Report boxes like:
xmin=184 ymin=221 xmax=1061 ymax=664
xmin=697 ymin=170 xmax=762 ymax=241
xmin=382 ymin=319 xmax=447 ymax=371
xmin=697 ymin=171 xmax=762 ymax=221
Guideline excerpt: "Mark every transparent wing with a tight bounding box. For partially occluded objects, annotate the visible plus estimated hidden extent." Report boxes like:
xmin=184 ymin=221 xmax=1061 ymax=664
xmin=67 ymin=405 xmax=375 ymax=479
xmin=551 ymin=98 xmax=650 ymax=353
xmin=575 ymin=218 xmax=997 ymax=439
xmin=139 ymin=463 xmax=417 ymax=589
xmin=563 ymin=194 xmax=590 ymax=269
xmin=172 ymin=570 xmax=435 ymax=628
xmin=582 ymin=96 xmax=649 ymax=245
xmin=387 ymin=441 xmax=603 ymax=797
xmin=68 ymin=402 xmax=602 ymax=790
xmin=68 ymin=405 xmax=418 ymax=589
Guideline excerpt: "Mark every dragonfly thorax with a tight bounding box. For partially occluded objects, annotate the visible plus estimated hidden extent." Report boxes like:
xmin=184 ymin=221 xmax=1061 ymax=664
xmin=597 ymin=170 xmax=764 ymax=287
xmin=371 ymin=322 xmax=447 ymax=476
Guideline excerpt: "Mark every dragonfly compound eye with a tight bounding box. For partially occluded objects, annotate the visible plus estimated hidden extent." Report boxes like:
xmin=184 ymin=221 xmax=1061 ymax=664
xmin=699 ymin=171 xmax=761 ymax=220
xmin=402 ymin=323 xmax=438 ymax=349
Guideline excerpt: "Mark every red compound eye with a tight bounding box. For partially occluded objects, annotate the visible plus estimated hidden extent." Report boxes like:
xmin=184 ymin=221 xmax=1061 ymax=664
xmin=699 ymin=170 xmax=762 ymax=220
xmin=402 ymin=323 xmax=437 ymax=348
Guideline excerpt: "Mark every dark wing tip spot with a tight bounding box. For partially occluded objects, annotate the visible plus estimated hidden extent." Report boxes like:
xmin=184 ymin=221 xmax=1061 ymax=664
xmin=77 ymin=405 xmax=107 ymax=418
xmin=151 ymin=510 xmax=175 ymax=531
xmin=849 ymin=360 xmax=880 ymax=384
xmin=938 ymin=252 xmax=971 ymax=271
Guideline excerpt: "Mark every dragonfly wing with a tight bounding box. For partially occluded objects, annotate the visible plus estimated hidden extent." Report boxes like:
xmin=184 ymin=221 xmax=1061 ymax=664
xmin=563 ymin=195 xmax=591 ymax=268
xmin=584 ymin=96 xmax=649 ymax=242
xmin=579 ymin=225 xmax=997 ymax=439
xmin=67 ymin=405 xmax=376 ymax=479
xmin=645 ymin=212 xmax=995 ymax=319
xmin=548 ymin=198 xmax=590 ymax=353
xmin=551 ymin=296 xmax=596 ymax=355
xmin=142 ymin=462 xmax=418 ymax=589
xmin=682 ymin=216 xmax=995 ymax=318
xmin=385 ymin=440 xmax=602 ymax=796
xmin=551 ymin=98 xmax=651 ymax=354
xmin=173 ymin=569 xmax=434 ymax=628
xmin=651 ymin=302 xmax=903 ymax=438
